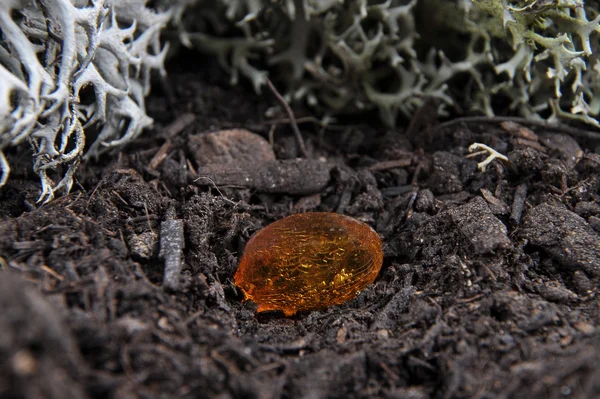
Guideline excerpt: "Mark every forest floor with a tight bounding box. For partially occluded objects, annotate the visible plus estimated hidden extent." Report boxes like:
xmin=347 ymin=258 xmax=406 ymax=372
xmin=1 ymin=53 xmax=600 ymax=399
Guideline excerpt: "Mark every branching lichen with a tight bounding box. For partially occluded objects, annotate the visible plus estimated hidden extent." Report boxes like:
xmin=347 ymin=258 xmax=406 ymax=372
xmin=178 ymin=0 xmax=600 ymax=132
xmin=0 ymin=0 xmax=172 ymax=202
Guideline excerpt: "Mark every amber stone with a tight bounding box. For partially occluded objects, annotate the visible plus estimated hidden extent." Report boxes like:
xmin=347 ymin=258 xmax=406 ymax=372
xmin=234 ymin=212 xmax=383 ymax=316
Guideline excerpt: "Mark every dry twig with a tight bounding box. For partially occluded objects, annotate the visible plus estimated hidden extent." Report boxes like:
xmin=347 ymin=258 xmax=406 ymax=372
xmin=426 ymin=116 xmax=600 ymax=140
xmin=265 ymin=78 xmax=309 ymax=158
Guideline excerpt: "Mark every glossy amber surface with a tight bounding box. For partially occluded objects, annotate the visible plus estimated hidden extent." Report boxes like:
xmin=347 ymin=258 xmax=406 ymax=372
xmin=234 ymin=212 xmax=383 ymax=316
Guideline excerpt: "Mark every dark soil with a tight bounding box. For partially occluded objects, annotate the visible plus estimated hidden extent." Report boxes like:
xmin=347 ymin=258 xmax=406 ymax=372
xmin=1 ymin=54 xmax=600 ymax=399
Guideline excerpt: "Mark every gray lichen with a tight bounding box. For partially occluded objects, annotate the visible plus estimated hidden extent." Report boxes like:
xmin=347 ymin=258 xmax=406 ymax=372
xmin=179 ymin=0 xmax=600 ymax=130
xmin=0 ymin=0 xmax=171 ymax=202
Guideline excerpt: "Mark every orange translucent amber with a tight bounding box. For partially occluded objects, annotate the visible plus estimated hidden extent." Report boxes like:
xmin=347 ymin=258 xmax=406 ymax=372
xmin=234 ymin=212 xmax=383 ymax=316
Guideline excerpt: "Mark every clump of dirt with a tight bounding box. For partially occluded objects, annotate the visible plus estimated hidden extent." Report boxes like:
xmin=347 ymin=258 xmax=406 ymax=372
xmin=1 ymin=54 xmax=600 ymax=399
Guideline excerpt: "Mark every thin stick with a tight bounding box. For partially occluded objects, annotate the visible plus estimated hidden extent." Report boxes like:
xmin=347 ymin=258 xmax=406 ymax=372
xmin=266 ymin=116 xmax=346 ymax=131
xmin=265 ymin=78 xmax=309 ymax=158
xmin=367 ymin=158 xmax=412 ymax=172
xmin=426 ymin=115 xmax=600 ymax=140
xmin=426 ymin=116 xmax=600 ymax=140
xmin=160 ymin=219 xmax=184 ymax=291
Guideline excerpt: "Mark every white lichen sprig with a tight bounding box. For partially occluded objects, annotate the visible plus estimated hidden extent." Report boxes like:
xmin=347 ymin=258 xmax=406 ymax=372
xmin=467 ymin=142 xmax=509 ymax=172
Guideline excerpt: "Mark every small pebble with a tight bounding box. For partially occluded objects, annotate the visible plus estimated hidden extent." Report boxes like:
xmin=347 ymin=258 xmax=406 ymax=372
xmin=190 ymin=129 xmax=275 ymax=166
